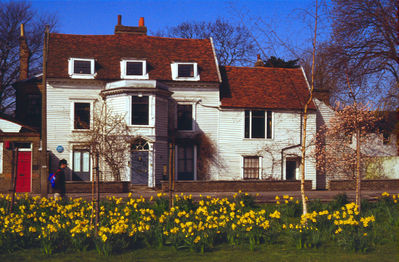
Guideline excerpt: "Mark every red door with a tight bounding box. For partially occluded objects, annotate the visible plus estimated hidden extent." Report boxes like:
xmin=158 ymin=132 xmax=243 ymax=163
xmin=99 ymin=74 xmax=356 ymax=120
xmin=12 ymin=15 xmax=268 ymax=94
xmin=15 ymin=151 xmax=32 ymax=192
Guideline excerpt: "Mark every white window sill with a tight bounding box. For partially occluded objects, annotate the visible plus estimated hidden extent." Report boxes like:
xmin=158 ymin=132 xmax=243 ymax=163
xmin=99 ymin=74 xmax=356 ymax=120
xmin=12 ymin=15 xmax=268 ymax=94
xmin=121 ymin=74 xmax=149 ymax=80
xmin=70 ymin=74 xmax=96 ymax=79
xmin=173 ymin=76 xmax=200 ymax=81
xmin=129 ymin=125 xmax=155 ymax=128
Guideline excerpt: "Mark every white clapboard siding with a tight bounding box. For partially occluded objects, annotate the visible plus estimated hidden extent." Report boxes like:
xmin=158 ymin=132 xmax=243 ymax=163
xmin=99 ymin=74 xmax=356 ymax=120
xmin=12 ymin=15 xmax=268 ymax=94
xmin=170 ymin=88 xmax=220 ymax=139
xmin=217 ymin=109 xmax=317 ymax=188
xmin=47 ymin=82 xmax=103 ymax=177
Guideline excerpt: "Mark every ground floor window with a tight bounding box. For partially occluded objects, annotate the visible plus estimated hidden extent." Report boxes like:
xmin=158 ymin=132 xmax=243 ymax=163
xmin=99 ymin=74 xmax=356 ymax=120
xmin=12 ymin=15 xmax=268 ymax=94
xmin=72 ymin=149 xmax=90 ymax=181
xmin=243 ymin=156 xmax=260 ymax=179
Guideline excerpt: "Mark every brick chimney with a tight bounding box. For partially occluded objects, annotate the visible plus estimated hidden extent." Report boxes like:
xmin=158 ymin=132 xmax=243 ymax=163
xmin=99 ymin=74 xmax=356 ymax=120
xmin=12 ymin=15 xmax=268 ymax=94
xmin=254 ymin=54 xmax=264 ymax=67
xmin=114 ymin=15 xmax=147 ymax=35
xmin=19 ymin=23 xmax=30 ymax=80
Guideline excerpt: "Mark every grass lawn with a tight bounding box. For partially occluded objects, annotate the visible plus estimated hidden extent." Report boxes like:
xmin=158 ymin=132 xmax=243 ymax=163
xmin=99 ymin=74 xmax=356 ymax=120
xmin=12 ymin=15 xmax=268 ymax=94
xmin=1 ymin=242 xmax=398 ymax=262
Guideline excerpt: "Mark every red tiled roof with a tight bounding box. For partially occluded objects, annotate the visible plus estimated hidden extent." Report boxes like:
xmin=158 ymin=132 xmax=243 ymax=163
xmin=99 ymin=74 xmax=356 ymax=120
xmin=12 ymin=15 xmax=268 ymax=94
xmin=47 ymin=33 xmax=220 ymax=82
xmin=220 ymin=66 xmax=316 ymax=110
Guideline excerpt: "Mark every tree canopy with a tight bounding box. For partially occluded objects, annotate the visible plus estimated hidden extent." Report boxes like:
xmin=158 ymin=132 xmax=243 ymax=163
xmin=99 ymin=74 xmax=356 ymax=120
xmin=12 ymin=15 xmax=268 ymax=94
xmin=154 ymin=18 xmax=257 ymax=66
xmin=0 ymin=1 xmax=56 ymax=114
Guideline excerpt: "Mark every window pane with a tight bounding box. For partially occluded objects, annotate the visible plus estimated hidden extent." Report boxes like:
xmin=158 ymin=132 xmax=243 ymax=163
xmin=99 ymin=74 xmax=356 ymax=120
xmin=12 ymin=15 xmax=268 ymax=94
xmin=74 ymin=60 xmax=91 ymax=74
xmin=82 ymin=152 xmax=90 ymax=172
xmin=177 ymin=105 xmax=192 ymax=130
xmin=245 ymin=110 xmax=250 ymax=138
xmin=126 ymin=62 xmax=143 ymax=75
xmin=252 ymin=110 xmax=265 ymax=138
xmin=74 ymin=103 xmax=90 ymax=129
xmin=243 ymin=156 xmax=259 ymax=179
xmin=178 ymin=64 xmax=194 ymax=77
xmin=267 ymin=111 xmax=272 ymax=139
xmin=73 ymin=152 xmax=81 ymax=172
xmin=132 ymin=96 xmax=149 ymax=125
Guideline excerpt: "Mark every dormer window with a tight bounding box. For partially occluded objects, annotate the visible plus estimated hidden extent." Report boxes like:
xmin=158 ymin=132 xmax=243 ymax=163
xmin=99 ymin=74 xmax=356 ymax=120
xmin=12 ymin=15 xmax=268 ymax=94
xmin=68 ymin=58 xmax=96 ymax=79
xmin=121 ymin=60 xmax=149 ymax=79
xmin=171 ymin=62 xmax=200 ymax=81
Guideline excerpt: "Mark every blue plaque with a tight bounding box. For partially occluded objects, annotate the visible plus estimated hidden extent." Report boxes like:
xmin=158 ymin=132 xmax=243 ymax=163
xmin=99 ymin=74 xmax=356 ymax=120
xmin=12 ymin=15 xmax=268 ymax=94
xmin=56 ymin=145 xmax=64 ymax=153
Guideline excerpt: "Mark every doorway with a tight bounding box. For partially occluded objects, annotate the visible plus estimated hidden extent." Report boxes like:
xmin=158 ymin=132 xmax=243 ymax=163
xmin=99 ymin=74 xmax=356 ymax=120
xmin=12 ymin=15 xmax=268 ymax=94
xmin=131 ymin=139 xmax=149 ymax=185
xmin=16 ymin=151 xmax=32 ymax=192
xmin=286 ymin=159 xmax=297 ymax=181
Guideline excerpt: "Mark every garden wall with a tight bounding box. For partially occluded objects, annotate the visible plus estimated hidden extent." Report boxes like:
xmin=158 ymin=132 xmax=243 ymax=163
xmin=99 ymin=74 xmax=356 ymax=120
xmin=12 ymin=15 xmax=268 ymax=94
xmin=161 ymin=180 xmax=312 ymax=192
xmin=63 ymin=181 xmax=130 ymax=193
xmin=329 ymin=179 xmax=399 ymax=191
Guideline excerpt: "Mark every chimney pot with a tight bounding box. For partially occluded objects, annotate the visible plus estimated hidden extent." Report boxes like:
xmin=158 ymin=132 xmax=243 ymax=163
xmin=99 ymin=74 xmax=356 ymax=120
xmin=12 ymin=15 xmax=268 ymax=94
xmin=254 ymin=54 xmax=264 ymax=67
xmin=139 ymin=17 xmax=144 ymax=27
xmin=118 ymin=15 xmax=122 ymax=25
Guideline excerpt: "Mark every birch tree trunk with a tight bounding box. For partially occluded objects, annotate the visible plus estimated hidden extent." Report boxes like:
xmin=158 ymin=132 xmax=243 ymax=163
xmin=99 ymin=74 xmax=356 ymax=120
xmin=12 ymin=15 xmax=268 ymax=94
xmin=300 ymin=0 xmax=318 ymax=216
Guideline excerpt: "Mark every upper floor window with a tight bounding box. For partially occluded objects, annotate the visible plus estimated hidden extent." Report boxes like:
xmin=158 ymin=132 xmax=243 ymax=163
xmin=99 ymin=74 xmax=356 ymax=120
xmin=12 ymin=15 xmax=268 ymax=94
xmin=74 ymin=102 xmax=90 ymax=129
xmin=131 ymin=96 xmax=149 ymax=125
xmin=120 ymin=60 xmax=149 ymax=79
xmin=177 ymin=104 xmax=193 ymax=130
xmin=245 ymin=110 xmax=272 ymax=139
xmin=171 ymin=62 xmax=200 ymax=81
xmin=68 ymin=58 xmax=96 ymax=79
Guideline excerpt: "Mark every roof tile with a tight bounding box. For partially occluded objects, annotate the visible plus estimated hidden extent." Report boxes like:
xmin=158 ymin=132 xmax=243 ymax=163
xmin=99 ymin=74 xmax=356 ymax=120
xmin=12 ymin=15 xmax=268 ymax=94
xmin=47 ymin=33 xmax=219 ymax=82
xmin=220 ymin=66 xmax=315 ymax=110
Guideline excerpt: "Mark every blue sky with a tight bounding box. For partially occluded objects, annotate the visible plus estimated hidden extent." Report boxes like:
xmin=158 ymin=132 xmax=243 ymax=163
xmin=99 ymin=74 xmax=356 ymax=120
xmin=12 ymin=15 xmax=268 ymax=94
xmin=31 ymin=0 xmax=330 ymax=59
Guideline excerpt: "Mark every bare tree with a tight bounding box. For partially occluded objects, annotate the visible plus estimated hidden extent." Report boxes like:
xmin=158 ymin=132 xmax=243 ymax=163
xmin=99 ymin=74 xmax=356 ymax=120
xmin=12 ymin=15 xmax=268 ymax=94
xmin=0 ymin=1 xmax=56 ymax=114
xmin=74 ymin=99 xmax=132 ymax=182
xmin=329 ymin=0 xmax=398 ymax=109
xmin=315 ymin=101 xmax=382 ymax=210
xmin=154 ymin=18 xmax=257 ymax=66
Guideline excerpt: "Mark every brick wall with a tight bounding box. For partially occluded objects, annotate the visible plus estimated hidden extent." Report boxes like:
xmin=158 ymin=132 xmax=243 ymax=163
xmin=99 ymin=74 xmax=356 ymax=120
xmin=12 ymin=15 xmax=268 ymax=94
xmin=161 ymin=180 xmax=313 ymax=192
xmin=63 ymin=181 xmax=130 ymax=193
xmin=329 ymin=179 xmax=399 ymax=191
xmin=0 ymin=134 xmax=41 ymax=194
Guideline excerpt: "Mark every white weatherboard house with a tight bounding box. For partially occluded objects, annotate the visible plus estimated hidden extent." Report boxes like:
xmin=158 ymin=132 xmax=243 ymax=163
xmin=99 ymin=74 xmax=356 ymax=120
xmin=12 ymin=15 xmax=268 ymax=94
xmin=16 ymin=17 xmax=321 ymax=189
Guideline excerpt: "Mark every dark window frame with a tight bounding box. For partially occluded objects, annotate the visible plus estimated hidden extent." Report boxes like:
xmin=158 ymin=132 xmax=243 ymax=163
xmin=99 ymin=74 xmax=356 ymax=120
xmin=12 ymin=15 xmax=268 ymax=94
xmin=73 ymin=60 xmax=92 ymax=75
xmin=72 ymin=149 xmax=90 ymax=181
xmin=74 ymin=102 xmax=90 ymax=130
xmin=131 ymin=95 xmax=149 ymax=125
xmin=177 ymin=104 xmax=193 ymax=130
xmin=243 ymin=156 xmax=260 ymax=180
xmin=177 ymin=64 xmax=195 ymax=78
xmin=126 ymin=61 xmax=144 ymax=76
xmin=244 ymin=110 xmax=272 ymax=139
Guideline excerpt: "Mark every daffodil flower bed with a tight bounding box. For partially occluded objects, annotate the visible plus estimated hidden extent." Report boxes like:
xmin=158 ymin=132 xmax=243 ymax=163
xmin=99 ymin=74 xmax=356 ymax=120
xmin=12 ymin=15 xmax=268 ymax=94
xmin=0 ymin=192 xmax=397 ymax=255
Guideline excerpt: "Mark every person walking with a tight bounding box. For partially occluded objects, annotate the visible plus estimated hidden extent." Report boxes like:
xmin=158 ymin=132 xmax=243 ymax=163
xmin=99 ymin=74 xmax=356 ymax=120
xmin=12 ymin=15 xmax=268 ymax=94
xmin=54 ymin=159 xmax=67 ymax=200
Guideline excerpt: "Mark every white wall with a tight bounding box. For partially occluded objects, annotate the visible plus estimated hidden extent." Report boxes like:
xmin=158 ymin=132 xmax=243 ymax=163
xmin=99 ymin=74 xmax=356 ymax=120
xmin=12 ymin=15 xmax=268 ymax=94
xmin=47 ymin=81 xmax=103 ymax=178
xmin=217 ymin=109 xmax=317 ymax=188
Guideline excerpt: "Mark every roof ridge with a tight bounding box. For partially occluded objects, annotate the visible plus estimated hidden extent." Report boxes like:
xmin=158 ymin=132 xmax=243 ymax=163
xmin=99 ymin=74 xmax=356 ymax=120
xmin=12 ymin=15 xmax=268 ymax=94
xmin=49 ymin=32 xmax=210 ymax=42
xmin=222 ymin=65 xmax=300 ymax=70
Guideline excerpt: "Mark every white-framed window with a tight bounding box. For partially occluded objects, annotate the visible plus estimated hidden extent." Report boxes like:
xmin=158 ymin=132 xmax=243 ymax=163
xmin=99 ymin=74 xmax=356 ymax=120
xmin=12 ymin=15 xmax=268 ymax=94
xmin=131 ymin=95 xmax=150 ymax=126
xmin=243 ymin=156 xmax=261 ymax=180
xmin=244 ymin=110 xmax=273 ymax=139
xmin=120 ymin=60 xmax=149 ymax=79
xmin=175 ymin=101 xmax=196 ymax=131
xmin=72 ymin=149 xmax=90 ymax=181
xmin=177 ymin=104 xmax=193 ymax=131
xmin=70 ymin=100 xmax=93 ymax=131
xmin=171 ymin=62 xmax=200 ymax=81
xmin=68 ymin=58 xmax=96 ymax=79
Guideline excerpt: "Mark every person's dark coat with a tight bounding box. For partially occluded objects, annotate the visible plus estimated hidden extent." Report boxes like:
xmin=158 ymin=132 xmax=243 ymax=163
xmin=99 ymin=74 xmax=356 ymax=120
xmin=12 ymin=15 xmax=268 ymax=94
xmin=53 ymin=168 xmax=66 ymax=195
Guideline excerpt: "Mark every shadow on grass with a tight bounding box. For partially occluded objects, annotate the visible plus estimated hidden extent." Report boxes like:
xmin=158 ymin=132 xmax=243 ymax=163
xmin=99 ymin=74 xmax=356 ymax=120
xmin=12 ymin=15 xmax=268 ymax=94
xmin=1 ymin=242 xmax=398 ymax=262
